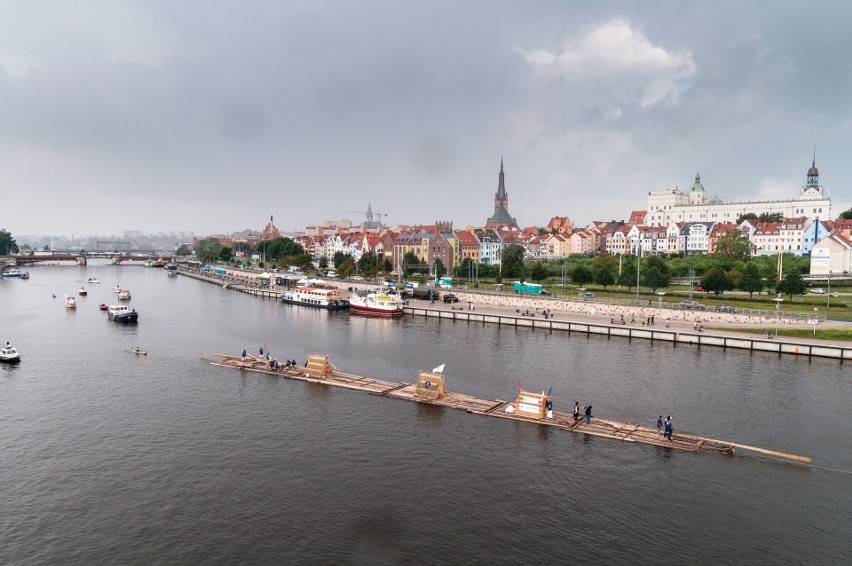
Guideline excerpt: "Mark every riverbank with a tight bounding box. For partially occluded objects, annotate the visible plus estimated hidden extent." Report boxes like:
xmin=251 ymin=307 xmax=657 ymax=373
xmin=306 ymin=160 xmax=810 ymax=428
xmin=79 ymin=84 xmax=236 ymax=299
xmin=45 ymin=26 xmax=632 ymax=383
xmin=177 ymin=269 xmax=852 ymax=360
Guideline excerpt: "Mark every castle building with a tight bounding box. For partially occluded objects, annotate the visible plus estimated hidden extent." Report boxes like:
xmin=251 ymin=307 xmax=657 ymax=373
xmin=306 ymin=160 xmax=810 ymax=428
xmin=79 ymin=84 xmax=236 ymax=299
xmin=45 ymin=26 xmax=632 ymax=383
xmin=643 ymin=160 xmax=832 ymax=227
xmin=485 ymin=159 xmax=519 ymax=230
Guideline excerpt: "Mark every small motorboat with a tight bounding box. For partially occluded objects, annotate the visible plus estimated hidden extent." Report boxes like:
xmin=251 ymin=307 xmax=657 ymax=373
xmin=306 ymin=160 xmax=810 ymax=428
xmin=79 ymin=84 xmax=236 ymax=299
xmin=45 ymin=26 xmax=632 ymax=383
xmin=87 ymin=277 xmax=100 ymax=284
xmin=131 ymin=347 xmax=148 ymax=356
xmin=118 ymin=289 xmax=131 ymax=300
xmin=113 ymin=285 xmax=121 ymax=293
xmin=66 ymin=296 xmax=77 ymax=309
xmin=108 ymin=305 xmax=138 ymax=323
xmin=21 ymin=272 xmax=30 ymax=279
xmin=99 ymin=303 xmax=109 ymax=311
xmin=79 ymin=287 xmax=88 ymax=296
xmin=0 ymin=343 xmax=21 ymax=363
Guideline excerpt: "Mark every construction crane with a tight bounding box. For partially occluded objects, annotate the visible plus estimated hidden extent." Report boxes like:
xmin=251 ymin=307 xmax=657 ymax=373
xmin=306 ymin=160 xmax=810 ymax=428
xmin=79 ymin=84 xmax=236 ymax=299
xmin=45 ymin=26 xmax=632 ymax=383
xmin=346 ymin=202 xmax=388 ymax=226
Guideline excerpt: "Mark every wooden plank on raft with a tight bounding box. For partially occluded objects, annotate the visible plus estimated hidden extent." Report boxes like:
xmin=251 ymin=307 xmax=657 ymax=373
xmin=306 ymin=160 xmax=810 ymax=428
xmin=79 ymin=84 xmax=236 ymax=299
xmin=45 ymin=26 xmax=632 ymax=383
xmin=484 ymin=400 xmax=508 ymax=414
xmin=380 ymin=383 xmax=411 ymax=396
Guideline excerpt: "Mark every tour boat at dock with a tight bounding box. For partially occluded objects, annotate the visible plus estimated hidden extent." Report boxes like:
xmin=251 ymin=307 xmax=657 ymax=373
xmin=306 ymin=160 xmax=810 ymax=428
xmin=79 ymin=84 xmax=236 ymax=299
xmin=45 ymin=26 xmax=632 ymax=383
xmin=280 ymin=286 xmax=349 ymax=310
xmin=108 ymin=304 xmax=138 ymax=322
xmin=349 ymin=290 xmax=404 ymax=317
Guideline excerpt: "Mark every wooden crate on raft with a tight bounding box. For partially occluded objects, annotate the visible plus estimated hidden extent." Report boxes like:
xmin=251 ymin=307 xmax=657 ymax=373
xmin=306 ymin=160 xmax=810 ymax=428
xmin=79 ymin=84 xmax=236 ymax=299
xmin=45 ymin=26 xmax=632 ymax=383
xmin=305 ymin=354 xmax=332 ymax=379
xmin=515 ymin=389 xmax=548 ymax=420
xmin=414 ymin=372 xmax=447 ymax=400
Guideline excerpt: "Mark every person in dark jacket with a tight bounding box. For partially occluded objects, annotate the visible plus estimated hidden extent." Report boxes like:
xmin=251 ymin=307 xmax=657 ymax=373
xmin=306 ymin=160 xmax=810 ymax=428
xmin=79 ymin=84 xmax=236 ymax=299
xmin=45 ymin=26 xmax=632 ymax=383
xmin=584 ymin=403 xmax=592 ymax=424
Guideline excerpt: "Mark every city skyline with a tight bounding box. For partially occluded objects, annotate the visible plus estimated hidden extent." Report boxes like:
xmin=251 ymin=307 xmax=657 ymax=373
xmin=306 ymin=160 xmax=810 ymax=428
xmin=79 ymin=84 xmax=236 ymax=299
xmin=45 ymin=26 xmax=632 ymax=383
xmin=2 ymin=2 xmax=851 ymax=236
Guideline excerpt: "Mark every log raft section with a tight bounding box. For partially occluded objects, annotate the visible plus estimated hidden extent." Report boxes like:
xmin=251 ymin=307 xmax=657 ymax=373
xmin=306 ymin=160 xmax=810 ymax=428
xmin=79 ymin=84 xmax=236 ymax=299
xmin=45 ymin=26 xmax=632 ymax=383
xmin=203 ymin=352 xmax=811 ymax=463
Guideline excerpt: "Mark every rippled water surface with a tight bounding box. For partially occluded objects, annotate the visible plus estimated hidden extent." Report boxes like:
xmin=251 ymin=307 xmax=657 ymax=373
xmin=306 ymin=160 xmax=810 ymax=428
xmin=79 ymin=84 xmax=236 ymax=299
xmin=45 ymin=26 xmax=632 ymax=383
xmin=1 ymin=264 xmax=850 ymax=564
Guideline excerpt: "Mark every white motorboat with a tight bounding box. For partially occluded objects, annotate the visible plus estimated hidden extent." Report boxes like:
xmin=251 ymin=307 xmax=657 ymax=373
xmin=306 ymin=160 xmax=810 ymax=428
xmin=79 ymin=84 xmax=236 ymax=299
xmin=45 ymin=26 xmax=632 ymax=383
xmin=118 ymin=289 xmax=131 ymax=300
xmin=0 ymin=343 xmax=21 ymax=363
xmin=87 ymin=277 xmax=101 ymax=284
xmin=113 ymin=285 xmax=121 ymax=293
xmin=349 ymin=290 xmax=404 ymax=317
xmin=66 ymin=296 xmax=77 ymax=309
xmin=1 ymin=269 xmax=24 ymax=278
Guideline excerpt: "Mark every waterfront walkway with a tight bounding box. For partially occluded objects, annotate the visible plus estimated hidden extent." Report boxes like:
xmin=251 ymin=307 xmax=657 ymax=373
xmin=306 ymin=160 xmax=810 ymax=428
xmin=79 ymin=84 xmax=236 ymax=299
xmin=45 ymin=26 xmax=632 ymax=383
xmin=177 ymin=268 xmax=852 ymax=359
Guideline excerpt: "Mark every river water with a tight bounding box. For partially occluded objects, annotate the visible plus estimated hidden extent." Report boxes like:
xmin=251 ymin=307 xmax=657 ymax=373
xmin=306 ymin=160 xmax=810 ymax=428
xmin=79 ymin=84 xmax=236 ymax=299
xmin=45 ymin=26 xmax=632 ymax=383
xmin=1 ymin=263 xmax=849 ymax=564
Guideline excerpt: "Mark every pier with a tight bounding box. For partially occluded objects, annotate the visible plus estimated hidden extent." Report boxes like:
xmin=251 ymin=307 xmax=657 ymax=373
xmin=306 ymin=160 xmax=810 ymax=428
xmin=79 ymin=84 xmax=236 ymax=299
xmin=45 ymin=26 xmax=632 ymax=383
xmin=404 ymin=305 xmax=852 ymax=360
xmin=203 ymin=352 xmax=812 ymax=464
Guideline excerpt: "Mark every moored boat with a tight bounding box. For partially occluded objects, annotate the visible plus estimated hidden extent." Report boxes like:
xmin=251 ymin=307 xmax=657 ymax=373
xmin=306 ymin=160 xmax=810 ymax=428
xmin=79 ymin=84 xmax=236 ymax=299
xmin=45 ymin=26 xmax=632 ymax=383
xmin=1 ymin=269 xmax=24 ymax=278
xmin=113 ymin=284 xmax=121 ymax=293
xmin=0 ymin=343 xmax=21 ymax=363
xmin=78 ymin=287 xmax=88 ymax=296
xmin=87 ymin=277 xmax=100 ymax=284
xmin=117 ymin=289 xmax=131 ymax=300
xmin=66 ymin=296 xmax=77 ymax=309
xmin=20 ymin=271 xmax=30 ymax=279
xmin=349 ymin=290 xmax=404 ymax=317
xmin=280 ymin=286 xmax=349 ymax=310
xmin=108 ymin=305 xmax=138 ymax=322
xmin=99 ymin=303 xmax=109 ymax=311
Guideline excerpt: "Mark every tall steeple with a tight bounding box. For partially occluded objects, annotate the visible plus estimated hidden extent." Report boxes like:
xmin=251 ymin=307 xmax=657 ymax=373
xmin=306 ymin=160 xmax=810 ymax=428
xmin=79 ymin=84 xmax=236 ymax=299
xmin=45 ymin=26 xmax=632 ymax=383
xmin=486 ymin=158 xmax=518 ymax=230
xmin=496 ymin=158 xmax=507 ymax=200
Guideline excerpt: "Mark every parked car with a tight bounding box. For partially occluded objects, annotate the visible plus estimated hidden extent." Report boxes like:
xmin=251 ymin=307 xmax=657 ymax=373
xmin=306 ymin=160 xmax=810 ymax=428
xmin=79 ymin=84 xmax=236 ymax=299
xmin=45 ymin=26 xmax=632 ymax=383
xmin=579 ymin=291 xmax=595 ymax=299
xmin=810 ymin=288 xmax=826 ymax=294
xmin=443 ymin=294 xmax=459 ymax=304
xmin=540 ymin=290 xmax=552 ymax=296
xmin=456 ymin=284 xmax=469 ymax=290
xmin=714 ymin=304 xmax=737 ymax=313
xmin=681 ymin=300 xmax=706 ymax=310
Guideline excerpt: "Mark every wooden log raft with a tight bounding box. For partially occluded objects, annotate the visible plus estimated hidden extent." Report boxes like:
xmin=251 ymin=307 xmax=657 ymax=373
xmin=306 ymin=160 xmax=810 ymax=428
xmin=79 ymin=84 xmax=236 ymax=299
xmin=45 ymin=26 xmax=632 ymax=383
xmin=201 ymin=352 xmax=811 ymax=464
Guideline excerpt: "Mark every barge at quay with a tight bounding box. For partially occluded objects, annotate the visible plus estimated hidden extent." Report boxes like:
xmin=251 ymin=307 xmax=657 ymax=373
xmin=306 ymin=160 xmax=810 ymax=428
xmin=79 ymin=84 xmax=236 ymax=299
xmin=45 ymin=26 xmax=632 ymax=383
xmin=279 ymin=286 xmax=349 ymax=310
xmin=203 ymin=351 xmax=811 ymax=464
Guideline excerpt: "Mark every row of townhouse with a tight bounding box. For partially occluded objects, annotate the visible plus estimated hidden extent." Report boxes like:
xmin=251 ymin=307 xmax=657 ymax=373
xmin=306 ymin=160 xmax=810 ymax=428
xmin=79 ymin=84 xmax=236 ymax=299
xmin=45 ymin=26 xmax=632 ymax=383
xmin=521 ymin=216 xmax=837 ymax=259
xmin=603 ymin=217 xmax=832 ymax=257
xmin=294 ymin=225 xmax=509 ymax=274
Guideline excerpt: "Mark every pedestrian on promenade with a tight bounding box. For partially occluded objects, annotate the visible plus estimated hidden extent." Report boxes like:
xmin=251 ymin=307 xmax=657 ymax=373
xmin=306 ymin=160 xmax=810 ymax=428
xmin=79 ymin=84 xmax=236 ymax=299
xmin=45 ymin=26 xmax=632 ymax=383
xmin=630 ymin=315 xmax=635 ymax=324
xmin=584 ymin=402 xmax=592 ymax=424
xmin=665 ymin=417 xmax=674 ymax=441
xmin=573 ymin=401 xmax=580 ymax=421
xmin=665 ymin=318 xmax=670 ymax=328
xmin=657 ymin=415 xmax=663 ymax=435
xmin=651 ymin=315 xmax=655 ymax=325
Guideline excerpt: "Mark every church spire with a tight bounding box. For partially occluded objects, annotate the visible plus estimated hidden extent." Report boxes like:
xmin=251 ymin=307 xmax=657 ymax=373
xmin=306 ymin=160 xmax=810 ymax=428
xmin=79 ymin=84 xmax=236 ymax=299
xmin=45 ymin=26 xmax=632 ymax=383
xmin=496 ymin=158 xmax=506 ymax=199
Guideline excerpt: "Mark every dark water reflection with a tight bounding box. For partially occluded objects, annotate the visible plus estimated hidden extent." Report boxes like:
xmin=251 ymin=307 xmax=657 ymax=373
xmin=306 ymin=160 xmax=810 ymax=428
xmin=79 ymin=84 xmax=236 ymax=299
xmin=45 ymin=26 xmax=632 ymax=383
xmin=0 ymin=264 xmax=850 ymax=564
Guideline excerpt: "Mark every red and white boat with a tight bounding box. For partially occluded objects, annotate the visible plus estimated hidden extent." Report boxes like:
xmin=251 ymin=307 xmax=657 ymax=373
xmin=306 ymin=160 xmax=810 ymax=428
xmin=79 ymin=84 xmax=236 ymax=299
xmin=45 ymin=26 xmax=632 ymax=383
xmin=349 ymin=290 xmax=404 ymax=317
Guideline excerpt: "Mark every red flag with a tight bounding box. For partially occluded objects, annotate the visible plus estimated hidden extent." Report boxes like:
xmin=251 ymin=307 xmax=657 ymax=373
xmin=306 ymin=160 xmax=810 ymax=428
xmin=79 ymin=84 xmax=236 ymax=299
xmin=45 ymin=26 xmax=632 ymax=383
xmin=517 ymin=381 xmax=521 ymax=394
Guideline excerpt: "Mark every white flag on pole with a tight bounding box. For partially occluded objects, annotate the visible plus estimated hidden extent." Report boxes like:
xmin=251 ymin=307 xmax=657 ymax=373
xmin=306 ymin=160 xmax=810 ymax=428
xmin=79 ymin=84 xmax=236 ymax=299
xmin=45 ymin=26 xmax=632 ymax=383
xmin=432 ymin=363 xmax=445 ymax=374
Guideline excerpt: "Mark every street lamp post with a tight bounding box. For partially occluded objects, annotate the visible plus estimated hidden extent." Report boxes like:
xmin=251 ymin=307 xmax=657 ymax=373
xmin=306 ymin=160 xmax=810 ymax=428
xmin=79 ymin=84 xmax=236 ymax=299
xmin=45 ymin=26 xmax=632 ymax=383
xmin=657 ymin=291 xmax=666 ymax=309
xmin=773 ymin=297 xmax=784 ymax=338
xmin=827 ymin=273 xmax=831 ymax=308
xmin=635 ymin=244 xmax=642 ymax=305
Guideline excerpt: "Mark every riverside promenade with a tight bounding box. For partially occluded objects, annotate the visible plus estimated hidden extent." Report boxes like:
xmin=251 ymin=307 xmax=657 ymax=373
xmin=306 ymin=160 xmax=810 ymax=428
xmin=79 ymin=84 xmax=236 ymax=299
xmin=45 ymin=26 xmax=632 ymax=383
xmin=176 ymin=268 xmax=852 ymax=360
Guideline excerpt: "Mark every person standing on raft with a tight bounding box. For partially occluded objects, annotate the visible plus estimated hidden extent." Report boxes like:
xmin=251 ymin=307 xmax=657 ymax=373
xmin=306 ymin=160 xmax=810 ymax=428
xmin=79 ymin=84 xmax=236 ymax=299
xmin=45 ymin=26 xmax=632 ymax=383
xmin=584 ymin=403 xmax=592 ymax=424
xmin=573 ymin=401 xmax=580 ymax=421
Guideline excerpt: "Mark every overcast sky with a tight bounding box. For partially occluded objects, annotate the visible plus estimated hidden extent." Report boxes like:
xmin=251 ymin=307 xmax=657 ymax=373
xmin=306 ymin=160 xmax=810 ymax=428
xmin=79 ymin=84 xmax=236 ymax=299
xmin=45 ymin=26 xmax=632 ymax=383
xmin=2 ymin=0 xmax=850 ymax=238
